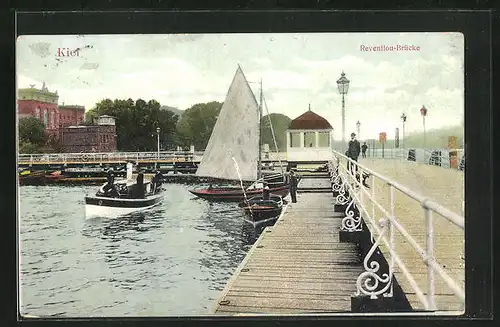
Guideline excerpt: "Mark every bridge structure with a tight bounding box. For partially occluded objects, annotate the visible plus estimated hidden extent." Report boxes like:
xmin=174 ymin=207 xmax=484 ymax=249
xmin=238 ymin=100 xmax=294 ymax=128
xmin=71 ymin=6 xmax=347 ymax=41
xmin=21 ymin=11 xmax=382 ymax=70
xmin=17 ymin=147 xmax=463 ymax=170
xmin=211 ymin=150 xmax=464 ymax=315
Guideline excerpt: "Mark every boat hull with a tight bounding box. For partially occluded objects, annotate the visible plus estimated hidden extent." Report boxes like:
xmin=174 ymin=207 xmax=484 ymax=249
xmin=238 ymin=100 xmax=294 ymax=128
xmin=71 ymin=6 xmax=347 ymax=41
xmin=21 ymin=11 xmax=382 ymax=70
xmin=239 ymin=195 xmax=286 ymax=226
xmin=84 ymin=193 xmax=164 ymax=219
xmin=189 ymin=185 xmax=290 ymax=202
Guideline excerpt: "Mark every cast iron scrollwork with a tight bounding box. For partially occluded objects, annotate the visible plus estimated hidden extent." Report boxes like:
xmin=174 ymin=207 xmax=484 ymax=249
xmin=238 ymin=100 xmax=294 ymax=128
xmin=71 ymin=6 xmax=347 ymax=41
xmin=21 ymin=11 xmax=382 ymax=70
xmin=355 ymin=218 xmax=393 ymax=299
xmin=341 ymin=196 xmax=363 ymax=232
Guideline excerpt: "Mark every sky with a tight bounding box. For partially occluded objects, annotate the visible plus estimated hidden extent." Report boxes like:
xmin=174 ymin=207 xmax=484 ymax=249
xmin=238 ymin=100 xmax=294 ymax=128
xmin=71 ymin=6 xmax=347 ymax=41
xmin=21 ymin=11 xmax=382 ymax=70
xmin=16 ymin=32 xmax=464 ymax=141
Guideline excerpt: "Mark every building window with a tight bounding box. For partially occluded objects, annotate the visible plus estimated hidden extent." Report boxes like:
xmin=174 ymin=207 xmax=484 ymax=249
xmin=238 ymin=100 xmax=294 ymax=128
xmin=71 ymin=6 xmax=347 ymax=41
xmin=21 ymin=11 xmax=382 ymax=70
xmin=35 ymin=107 xmax=40 ymax=119
xmin=50 ymin=110 xmax=55 ymax=128
xmin=304 ymin=132 xmax=316 ymax=147
xmin=318 ymin=132 xmax=330 ymax=147
xmin=43 ymin=109 xmax=48 ymax=127
xmin=290 ymin=132 xmax=301 ymax=148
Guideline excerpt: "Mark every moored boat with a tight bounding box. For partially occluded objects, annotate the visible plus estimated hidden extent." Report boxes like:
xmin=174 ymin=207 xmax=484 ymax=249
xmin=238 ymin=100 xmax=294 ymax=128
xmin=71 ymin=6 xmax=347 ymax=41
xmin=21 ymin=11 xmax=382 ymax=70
xmin=84 ymin=163 xmax=164 ymax=219
xmin=238 ymin=194 xmax=287 ymax=226
xmin=189 ymin=183 xmax=289 ymax=202
xmin=189 ymin=65 xmax=289 ymax=201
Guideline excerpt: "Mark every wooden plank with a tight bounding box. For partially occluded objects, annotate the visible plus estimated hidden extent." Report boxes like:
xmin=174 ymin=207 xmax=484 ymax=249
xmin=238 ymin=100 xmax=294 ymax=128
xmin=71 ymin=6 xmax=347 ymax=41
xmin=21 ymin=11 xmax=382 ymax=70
xmin=217 ymin=295 xmax=352 ymax=311
xmin=213 ymin=190 xmax=363 ymax=315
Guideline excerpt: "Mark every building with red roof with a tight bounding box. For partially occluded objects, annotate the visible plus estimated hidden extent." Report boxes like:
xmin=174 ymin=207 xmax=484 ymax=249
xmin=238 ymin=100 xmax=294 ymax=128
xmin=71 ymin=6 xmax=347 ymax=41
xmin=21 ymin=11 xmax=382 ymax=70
xmin=286 ymin=106 xmax=334 ymax=162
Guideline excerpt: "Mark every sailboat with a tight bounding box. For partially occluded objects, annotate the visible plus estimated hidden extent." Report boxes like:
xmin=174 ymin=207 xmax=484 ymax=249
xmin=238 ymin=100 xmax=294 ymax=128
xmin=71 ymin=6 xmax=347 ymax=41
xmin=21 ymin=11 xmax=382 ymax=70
xmin=189 ymin=65 xmax=289 ymax=202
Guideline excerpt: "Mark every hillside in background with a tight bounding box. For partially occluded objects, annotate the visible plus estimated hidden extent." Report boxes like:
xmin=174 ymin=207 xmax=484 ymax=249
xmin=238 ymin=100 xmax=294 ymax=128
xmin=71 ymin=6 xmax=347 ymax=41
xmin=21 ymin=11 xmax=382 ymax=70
xmin=261 ymin=113 xmax=292 ymax=152
xmin=160 ymin=105 xmax=183 ymax=117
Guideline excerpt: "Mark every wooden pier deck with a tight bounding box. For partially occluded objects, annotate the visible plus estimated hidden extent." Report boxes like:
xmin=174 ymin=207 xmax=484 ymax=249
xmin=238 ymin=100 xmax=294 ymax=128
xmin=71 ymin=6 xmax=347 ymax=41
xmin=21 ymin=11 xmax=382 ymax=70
xmin=212 ymin=180 xmax=363 ymax=315
xmin=359 ymin=158 xmax=465 ymax=312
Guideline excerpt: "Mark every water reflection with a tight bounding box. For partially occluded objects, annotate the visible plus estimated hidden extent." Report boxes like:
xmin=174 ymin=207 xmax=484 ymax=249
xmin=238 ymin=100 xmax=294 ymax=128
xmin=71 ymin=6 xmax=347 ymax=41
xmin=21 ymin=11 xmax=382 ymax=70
xmin=81 ymin=208 xmax=165 ymax=240
xmin=19 ymin=184 xmax=277 ymax=316
xmin=195 ymin=200 xmax=276 ymax=291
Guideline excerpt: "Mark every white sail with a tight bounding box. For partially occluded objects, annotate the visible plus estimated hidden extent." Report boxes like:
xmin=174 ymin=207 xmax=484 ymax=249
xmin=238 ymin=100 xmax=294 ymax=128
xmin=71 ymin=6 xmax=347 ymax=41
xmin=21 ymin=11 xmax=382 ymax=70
xmin=196 ymin=66 xmax=260 ymax=181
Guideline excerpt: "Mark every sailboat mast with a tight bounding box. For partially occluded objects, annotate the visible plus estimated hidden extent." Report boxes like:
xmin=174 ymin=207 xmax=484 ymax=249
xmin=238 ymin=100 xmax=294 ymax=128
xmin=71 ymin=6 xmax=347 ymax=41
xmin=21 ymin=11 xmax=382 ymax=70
xmin=257 ymin=78 xmax=263 ymax=180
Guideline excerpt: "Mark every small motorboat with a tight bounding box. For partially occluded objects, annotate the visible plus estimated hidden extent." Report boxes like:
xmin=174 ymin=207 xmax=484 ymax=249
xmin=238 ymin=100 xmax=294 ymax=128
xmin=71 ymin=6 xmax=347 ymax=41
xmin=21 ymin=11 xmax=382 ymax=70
xmin=84 ymin=163 xmax=164 ymax=219
xmin=238 ymin=194 xmax=287 ymax=226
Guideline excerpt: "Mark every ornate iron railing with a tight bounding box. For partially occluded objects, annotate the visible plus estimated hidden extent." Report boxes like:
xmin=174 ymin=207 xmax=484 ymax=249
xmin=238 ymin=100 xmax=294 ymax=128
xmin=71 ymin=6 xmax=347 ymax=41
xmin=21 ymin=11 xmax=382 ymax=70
xmin=328 ymin=150 xmax=464 ymax=310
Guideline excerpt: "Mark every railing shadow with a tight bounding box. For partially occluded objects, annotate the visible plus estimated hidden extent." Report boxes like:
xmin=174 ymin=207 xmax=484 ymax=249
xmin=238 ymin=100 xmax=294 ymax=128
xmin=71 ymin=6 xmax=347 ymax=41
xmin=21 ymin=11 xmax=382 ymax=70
xmin=327 ymin=151 xmax=465 ymax=313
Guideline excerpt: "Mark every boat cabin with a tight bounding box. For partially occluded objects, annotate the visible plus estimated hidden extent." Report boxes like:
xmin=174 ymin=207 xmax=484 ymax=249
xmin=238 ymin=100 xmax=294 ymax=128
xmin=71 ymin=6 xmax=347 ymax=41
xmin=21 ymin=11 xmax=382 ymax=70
xmin=286 ymin=107 xmax=333 ymax=162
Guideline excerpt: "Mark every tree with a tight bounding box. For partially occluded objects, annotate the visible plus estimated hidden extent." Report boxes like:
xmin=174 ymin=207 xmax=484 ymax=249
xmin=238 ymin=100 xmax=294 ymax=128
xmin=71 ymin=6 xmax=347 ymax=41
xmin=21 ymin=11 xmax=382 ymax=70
xmin=260 ymin=113 xmax=292 ymax=152
xmin=19 ymin=141 xmax=39 ymax=154
xmin=18 ymin=116 xmax=46 ymax=153
xmin=87 ymin=98 xmax=179 ymax=151
xmin=176 ymin=101 xmax=222 ymax=150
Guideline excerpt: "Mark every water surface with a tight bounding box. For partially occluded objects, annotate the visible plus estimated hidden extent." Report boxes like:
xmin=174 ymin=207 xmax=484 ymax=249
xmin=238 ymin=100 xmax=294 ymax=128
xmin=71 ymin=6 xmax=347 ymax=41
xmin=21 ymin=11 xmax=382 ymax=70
xmin=19 ymin=184 xmax=265 ymax=317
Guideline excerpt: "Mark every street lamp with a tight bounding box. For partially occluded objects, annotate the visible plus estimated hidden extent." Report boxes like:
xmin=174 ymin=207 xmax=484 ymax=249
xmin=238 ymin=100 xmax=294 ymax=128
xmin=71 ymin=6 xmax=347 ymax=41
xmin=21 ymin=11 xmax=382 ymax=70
xmin=420 ymin=105 xmax=428 ymax=149
xmin=401 ymin=113 xmax=407 ymax=150
xmin=336 ymin=71 xmax=350 ymax=152
xmin=356 ymin=120 xmax=361 ymax=141
xmin=156 ymin=127 xmax=160 ymax=169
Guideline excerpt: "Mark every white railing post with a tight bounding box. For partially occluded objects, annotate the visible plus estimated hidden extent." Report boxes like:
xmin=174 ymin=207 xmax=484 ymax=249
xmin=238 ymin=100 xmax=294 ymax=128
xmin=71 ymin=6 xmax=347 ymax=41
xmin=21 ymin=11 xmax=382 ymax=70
xmin=388 ymin=185 xmax=395 ymax=296
xmin=371 ymin=175 xmax=376 ymax=220
xmin=425 ymin=207 xmax=436 ymax=310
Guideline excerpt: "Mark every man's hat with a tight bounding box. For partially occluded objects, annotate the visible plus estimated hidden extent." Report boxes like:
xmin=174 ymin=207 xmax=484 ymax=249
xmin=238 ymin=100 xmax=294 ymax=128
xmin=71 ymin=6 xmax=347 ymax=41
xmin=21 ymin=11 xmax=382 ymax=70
xmin=351 ymin=132 xmax=356 ymax=137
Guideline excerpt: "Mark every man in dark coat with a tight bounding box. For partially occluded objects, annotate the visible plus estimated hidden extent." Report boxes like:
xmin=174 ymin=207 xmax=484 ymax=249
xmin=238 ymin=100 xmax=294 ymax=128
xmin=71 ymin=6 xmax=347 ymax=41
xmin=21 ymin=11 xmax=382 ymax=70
xmin=103 ymin=169 xmax=118 ymax=197
xmin=152 ymin=170 xmax=162 ymax=193
xmin=361 ymin=142 xmax=368 ymax=158
xmin=136 ymin=171 xmax=145 ymax=198
xmin=347 ymin=132 xmax=361 ymax=174
xmin=262 ymin=182 xmax=271 ymax=201
xmin=289 ymin=170 xmax=298 ymax=203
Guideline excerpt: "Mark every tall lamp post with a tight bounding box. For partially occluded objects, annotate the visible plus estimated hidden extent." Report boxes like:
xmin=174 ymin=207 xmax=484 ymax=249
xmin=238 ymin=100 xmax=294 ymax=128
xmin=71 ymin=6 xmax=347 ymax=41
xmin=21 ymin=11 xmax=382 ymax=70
xmin=336 ymin=71 xmax=350 ymax=152
xmin=356 ymin=120 xmax=361 ymax=141
xmin=420 ymin=105 xmax=428 ymax=149
xmin=156 ymin=127 xmax=160 ymax=170
xmin=401 ymin=112 xmax=407 ymax=150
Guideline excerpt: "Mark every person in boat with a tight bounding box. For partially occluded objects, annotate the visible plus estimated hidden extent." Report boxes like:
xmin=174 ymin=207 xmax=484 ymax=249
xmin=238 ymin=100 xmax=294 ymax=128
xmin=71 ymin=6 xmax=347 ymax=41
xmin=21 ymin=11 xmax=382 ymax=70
xmin=262 ymin=182 xmax=271 ymax=201
xmin=103 ymin=169 xmax=119 ymax=197
xmin=136 ymin=170 xmax=145 ymax=198
xmin=207 ymin=184 xmax=213 ymax=190
xmin=289 ymin=170 xmax=298 ymax=203
xmin=152 ymin=170 xmax=163 ymax=193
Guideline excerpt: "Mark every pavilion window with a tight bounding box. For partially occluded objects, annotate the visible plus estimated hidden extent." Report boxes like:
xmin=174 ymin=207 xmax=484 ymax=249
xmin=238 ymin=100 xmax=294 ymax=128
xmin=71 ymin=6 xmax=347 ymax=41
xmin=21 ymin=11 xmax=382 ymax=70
xmin=304 ymin=132 xmax=316 ymax=147
xmin=290 ymin=132 xmax=301 ymax=148
xmin=318 ymin=132 xmax=330 ymax=147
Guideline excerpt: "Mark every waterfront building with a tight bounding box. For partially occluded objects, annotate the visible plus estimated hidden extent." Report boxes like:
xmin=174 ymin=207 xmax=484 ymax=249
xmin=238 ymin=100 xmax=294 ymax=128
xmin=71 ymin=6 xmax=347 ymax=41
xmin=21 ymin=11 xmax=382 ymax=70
xmin=17 ymin=82 xmax=60 ymax=138
xmin=286 ymin=107 xmax=334 ymax=162
xmin=59 ymin=104 xmax=85 ymax=127
xmin=61 ymin=115 xmax=117 ymax=153
xmin=17 ymin=83 xmax=87 ymax=141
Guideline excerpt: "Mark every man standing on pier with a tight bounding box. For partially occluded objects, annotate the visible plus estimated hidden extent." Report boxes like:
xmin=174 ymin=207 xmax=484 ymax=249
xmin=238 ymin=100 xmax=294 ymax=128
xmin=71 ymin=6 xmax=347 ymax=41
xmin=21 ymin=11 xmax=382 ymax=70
xmin=347 ymin=132 xmax=361 ymax=174
xmin=289 ymin=170 xmax=298 ymax=203
xmin=361 ymin=142 xmax=368 ymax=158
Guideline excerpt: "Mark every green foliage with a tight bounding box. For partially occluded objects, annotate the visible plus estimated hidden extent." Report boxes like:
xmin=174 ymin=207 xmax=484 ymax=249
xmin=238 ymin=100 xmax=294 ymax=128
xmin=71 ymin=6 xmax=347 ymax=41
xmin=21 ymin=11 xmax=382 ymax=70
xmin=260 ymin=113 xmax=292 ymax=152
xmin=176 ymin=101 xmax=222 ymax=150
xmin=86 ymin=98 xmax=179 ymax=151
xmin=19 ymin=141 xmax=40 ymax=154
xmin=19 ymin=116 xmax=46 ymax=146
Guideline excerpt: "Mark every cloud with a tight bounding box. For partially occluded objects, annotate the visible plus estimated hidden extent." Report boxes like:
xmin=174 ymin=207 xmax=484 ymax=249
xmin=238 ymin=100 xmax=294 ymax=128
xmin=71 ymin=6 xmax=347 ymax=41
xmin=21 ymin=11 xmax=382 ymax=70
xmin=16 ymin=33 xmax=464 ymax=139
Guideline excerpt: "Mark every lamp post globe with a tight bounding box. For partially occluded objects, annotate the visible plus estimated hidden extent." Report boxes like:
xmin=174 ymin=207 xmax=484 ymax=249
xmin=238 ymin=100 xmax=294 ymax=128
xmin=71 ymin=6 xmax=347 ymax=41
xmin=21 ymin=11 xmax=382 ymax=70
xmin=420 ymin=105 xmax=428 ymax=149
xmin=156 ymin=127 xmax=161 ymax=167
xmin=336 ymin=71 xmax=350 ymax=152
